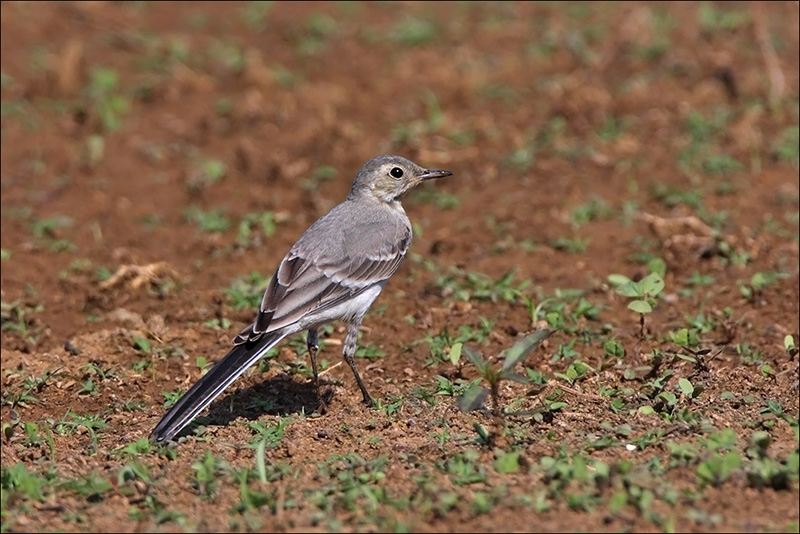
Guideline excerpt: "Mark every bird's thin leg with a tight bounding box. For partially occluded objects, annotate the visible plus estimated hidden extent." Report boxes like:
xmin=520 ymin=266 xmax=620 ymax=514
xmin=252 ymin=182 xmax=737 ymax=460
xmin=343 ymin=317 xmax=374 ymax=406
xmin=306 ymin=328 xmax=321 ymax=400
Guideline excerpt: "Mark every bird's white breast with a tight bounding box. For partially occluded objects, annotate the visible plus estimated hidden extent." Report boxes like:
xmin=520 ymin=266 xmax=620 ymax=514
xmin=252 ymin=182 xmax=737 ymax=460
xmin=298 ymin=282 xmax=386 ymax=330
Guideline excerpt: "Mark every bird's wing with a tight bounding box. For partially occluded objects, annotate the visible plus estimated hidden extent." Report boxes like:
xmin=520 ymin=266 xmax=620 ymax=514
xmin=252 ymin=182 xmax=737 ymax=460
xmin=234 ymin=218 xmax=410 ymax=344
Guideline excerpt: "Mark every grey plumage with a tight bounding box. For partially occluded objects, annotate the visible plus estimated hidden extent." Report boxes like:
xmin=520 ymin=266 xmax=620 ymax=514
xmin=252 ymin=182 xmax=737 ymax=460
xmin=151 ymin=155 xmax=452 ymax=443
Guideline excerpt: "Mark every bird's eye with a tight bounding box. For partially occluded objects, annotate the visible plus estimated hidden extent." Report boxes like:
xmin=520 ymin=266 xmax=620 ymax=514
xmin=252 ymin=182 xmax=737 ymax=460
xmin=390 ymin=167 xmax=404 ymax=178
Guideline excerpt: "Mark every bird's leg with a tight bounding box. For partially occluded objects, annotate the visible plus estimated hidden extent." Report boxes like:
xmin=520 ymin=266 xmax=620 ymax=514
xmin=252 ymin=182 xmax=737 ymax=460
xmin=343 ymin=317 xmax=374 ymax=406
xmin=306 ymin=328 xmax=321 ymax=401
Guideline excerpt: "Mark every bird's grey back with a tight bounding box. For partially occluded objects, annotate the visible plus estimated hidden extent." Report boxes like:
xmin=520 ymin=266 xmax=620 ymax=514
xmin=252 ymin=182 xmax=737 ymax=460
xmin=292 ymin=199 xmax=411 ymax=263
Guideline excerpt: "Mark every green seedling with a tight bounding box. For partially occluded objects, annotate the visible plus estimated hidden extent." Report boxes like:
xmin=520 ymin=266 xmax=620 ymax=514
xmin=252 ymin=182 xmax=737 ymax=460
xmin=295 ymin=13 xmax=338 ymax=57
xmin=570 ymin=197 xmax=612 ymax=227
xmin=62 ymin=471 xmax=113 ymax=500
xmin=183 ymin=206 xmax=231 ymax=233
xmin=608 ymin=272 xmax=664 ymax=339
xmin=737 ymin=271 xmax=788 ymax=301
xmin=224 ymin=271 xmax=271 ymax=309
xmin=456 ymin=329 xmax=551 ymax=442
xmin=553 ymin=359 xmax=592 ymax=385
xmin=1 ymin=463 xmax=51 ymax=503
xmin=115 ymin=438 xmax=152 ymax=458
xmin=86 ymin=67 xmax=130 ymax=132
xmin=302 ymin=165 xmax=338 ymax=190
xmin=55 ymin=412 xmax=109 ymax=454
xmin=1 ymin=367 xmax=61 ymax=408
xmin=389 ymin=15 xmax=439 ymax=47
xmin=771 ymin=125 xmax=799 ymax=165
xmin=191 ymin=450 xmax=230 ymax=498
xmin=246 ymin=419 xmax=290 ymax=484
xmin=187 ymin=158 xmax=227 ymax=192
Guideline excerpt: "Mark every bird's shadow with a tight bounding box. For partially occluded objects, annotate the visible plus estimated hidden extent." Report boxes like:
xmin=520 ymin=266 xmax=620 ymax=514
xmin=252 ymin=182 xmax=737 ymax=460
xmin=172 ymin=374 xmax=335 ymax=441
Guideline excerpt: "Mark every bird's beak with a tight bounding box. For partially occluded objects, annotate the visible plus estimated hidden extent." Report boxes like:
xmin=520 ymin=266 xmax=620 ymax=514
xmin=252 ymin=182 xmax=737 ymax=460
xmin=417 ymin=169 xmax=453 ymax=181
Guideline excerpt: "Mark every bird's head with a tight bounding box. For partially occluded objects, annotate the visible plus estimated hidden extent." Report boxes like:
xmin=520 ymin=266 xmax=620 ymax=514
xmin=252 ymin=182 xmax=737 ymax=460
xmin=348 ymin=155 xmax=453 ymax=204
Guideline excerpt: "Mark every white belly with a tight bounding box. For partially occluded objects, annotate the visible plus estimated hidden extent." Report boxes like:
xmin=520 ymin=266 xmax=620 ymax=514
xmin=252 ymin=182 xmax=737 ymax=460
xmin=297 ymin=282 xmax=386 ymax=331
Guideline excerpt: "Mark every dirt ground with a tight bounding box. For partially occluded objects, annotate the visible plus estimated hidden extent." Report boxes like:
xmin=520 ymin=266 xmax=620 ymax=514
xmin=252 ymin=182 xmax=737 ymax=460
xmin=1 ymin=1 xmax=798 ymax=532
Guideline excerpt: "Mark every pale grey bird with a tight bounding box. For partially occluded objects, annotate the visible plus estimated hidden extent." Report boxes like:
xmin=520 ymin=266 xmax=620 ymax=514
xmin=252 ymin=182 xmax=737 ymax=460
xmin=151 ymin=155 xmax=453 ymax=443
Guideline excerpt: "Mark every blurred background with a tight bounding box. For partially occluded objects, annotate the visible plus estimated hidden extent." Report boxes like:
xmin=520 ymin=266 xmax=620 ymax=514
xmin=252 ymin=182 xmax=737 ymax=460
xmin=2 ymin=1 xmax=797 ymax=345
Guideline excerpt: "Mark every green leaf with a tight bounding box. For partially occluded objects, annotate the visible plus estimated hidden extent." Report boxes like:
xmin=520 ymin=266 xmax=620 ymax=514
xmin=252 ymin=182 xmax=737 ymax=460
xmin=461 ymin=345 xmax=485 ymax=368
xmin=615 ymin=280 xmax=642 ymax=298
xmin=639 ymin=272 xmax=665 ymax=296
xmin=493 ymin=451 xmax=520 ymax=474
xmin=628 ymin=300 xmax=652 ymax=314
xmin=749 ymin=431 xmax=771 ymax=451
xmin=671 ymin=328 xmax=699 ymax=348
xmin=133 ymin=337 xmax=151 ymax=354
xmin=658 ymin=391 xmax=678 ymax=406
xmin=255 ymin=438 xmax=268 ymax=484
xmin=609 ymin=491 xmax=628 ymax=514
xmin=503 ymin=371 xmax=529 ymax=384
xmin=448 ymin=342 xmax=463 ymax=365
xmin=456 ymin=382 xmax=489 ymax=412
xmin=607 ymin=273 xmax=632 ymax=287
xmin=678 ymin=378 xmax=694 ymax=397
xmin=603 ymin=339 xmax=625 ymax=358
xmin=501 ymin=329 xmax=551 ymax=371
xmin=647 ymin=257 xmax=667 ymax=277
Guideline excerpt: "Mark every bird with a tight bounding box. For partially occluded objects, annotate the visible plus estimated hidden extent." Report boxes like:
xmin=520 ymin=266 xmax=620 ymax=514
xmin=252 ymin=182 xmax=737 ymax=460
xmin=151 ymin=155 xmax=453 ymax=443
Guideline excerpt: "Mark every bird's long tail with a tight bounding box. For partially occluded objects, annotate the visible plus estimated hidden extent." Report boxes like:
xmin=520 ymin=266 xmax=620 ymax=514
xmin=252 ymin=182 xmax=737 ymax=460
xmin=150 ymin=331 xmax=285 ymax=443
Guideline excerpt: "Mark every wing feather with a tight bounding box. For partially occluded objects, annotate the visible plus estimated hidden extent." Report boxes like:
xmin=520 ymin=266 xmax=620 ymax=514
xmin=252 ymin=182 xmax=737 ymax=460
xmin=235 ymin=207 xmax=411 ymax=344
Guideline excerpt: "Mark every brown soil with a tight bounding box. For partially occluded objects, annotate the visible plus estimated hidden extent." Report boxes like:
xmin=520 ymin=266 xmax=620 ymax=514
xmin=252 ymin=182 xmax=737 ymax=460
xmin=1 ymin=2 xmax=798 ymax=532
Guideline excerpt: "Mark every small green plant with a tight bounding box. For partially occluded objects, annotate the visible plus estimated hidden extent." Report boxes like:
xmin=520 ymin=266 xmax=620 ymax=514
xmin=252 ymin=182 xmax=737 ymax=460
xmin=1 ymin=463 xmax=51 ymax=504
xmin=116 ymin=438 xmax=153 ymax=458
xmin=86 ymin=67 xmax=131 ymax=132
xmin=224 ymin=271 xmax=271 ymax=309
xmin=553 ymin=359 xmax=593 ymax=385
xmin=187 ymin=158 xmax=227 ymax=192
xmin=236 ymin=212 xmax=277 ymax=248
xmin=423 ymin=318 xmax=494 ymax=366
xmin=771 ymin=125 xmax=799 ymax=165
xmin=670 ymin=328 xmax=699 ymax=349
xmin=737 ymin=271 xmax=788 ymax=301
xmin=569 ymin=197 xmax=612 ymax=227
xmin=183 ymin=206 xmax=231 ymax=233
xmin=389 ymin=15 xmax=439 ymax=47
xmin=28 ymin=215 xmax=76 ymax=251
xmin=192 ymin=450 xmax=230 ymax=498
xmin=1 ymin=368 xmax=61 ymax=408
xmin=456 ymin=330 xmax=551 ymax=442
xmin=608 ymin=272 xmax=665 ymax=339
xmin=1 ymin=299 xmax=44 ymax=345
xmin=302 ymin=165 xmax=338 ymax=190
xmin=55 ymin=412 xmax=109 ymax=454
xmin=435 ymin=268 xmax=530 ymax=304
xmin=550 ymin=236 xmax=590 ymax=254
